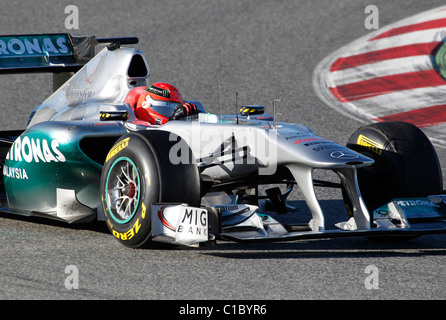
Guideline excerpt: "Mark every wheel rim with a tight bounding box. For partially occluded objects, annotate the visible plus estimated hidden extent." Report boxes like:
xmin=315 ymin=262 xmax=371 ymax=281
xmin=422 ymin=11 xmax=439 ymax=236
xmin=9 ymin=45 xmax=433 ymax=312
xmin=105 ymin=157 xmax=141 ymax=224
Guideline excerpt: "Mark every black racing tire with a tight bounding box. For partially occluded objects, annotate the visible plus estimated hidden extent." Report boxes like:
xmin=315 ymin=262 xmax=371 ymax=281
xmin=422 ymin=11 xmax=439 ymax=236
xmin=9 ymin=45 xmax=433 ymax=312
xmin=100 ymin=130 xmax=201 ymax=248
xmin=346 ymin=121 xmax=442 ymax=213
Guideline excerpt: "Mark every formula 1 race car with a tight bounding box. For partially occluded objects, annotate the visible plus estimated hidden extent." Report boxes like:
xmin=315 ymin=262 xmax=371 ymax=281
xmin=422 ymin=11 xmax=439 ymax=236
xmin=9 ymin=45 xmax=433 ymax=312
xmin=0 ymin=33 xmax=445 ymax=248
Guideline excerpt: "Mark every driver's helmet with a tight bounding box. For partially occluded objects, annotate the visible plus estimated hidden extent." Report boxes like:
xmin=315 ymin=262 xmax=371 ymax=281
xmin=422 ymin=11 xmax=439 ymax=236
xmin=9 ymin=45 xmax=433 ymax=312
xmin=135 ymin=83 xmax=182 ymax=125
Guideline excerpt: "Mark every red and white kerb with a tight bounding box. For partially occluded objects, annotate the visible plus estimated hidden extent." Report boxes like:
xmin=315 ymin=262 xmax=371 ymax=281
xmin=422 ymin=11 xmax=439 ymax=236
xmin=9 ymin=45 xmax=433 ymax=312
xmin=314 ymin=6 xmax=446 ymax=147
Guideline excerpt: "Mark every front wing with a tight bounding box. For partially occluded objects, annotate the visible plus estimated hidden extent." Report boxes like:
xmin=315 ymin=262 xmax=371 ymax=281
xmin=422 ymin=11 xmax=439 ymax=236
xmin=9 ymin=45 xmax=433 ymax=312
xmin=149 ymin=195 xmax=446 ymax=247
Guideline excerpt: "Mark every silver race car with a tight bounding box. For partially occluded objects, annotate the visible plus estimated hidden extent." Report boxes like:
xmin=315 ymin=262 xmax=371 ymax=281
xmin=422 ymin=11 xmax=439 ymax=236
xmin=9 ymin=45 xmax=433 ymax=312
xmin=0 ymin=34 xmax=445 ymax=248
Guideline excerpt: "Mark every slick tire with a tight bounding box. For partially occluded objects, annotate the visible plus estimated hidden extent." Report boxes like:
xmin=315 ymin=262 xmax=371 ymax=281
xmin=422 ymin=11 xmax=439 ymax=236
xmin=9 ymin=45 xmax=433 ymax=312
xmin=100 ymin=130 xmax=201 ymax=248
xmin=345 ymin=121 xmax=442 ymax=213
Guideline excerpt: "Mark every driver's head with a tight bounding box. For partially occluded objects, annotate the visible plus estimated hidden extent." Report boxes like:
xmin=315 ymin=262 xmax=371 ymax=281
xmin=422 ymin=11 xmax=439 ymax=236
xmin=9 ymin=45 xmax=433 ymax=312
xmin=135 ymin=83 xmax=182 ymax=124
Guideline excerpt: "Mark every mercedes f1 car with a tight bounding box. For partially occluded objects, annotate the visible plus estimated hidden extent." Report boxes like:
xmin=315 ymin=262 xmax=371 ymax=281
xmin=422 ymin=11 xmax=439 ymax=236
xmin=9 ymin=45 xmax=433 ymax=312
xmin=0 ymin=34 xmax=445 ymax=248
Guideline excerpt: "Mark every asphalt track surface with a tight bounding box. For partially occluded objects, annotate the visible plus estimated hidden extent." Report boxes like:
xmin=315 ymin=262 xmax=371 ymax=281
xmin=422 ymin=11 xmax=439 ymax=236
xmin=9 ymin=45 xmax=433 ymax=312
xmin=1 ymin=0 xmax=446 ymax=302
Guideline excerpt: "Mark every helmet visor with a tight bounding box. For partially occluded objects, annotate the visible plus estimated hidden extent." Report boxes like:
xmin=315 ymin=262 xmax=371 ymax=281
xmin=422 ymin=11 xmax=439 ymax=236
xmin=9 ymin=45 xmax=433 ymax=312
xmin=149 ymin=100 xmax=181 ymax=117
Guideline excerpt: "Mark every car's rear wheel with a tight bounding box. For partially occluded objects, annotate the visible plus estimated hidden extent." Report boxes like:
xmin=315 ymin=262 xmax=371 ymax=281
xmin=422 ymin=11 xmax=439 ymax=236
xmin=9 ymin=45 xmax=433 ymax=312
xmin=100 ymin=130 xmax=201 ymax=248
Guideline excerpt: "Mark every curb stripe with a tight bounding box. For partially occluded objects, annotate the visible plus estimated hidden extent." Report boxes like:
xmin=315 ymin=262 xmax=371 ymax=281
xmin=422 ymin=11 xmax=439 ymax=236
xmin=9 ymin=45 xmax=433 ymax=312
xmin=374 ymin=105 xmax=446 ymax=127
xmin=344 ymin=85 xmax=446 ymax=117
xmin=351 ymin=28 xmax=446 ymax=56
xmin=314 ymin=5 xmax=446 ymax=146
xmin=329 ymin=55 xmax=433 ymax=87
xmin=329 ymin=42 xmax=440 ymax=72
xmin=329 ymin=69 xmax=445 ymax=102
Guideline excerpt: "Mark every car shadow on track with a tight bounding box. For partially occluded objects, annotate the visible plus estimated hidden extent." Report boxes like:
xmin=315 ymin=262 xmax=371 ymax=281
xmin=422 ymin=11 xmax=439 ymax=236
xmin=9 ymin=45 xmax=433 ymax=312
xmin=198 ymin=235 xmax=446 ymax=260
xmin=2 ymin=199 xmax=446 ymax=258
xmin=0 ymin=210 xmax=110 ymax=234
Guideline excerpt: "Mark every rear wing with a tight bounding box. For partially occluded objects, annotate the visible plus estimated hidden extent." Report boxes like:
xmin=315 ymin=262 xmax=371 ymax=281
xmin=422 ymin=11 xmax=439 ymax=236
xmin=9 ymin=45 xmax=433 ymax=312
xmin=0 ymin=33 xmax=138 ymax=89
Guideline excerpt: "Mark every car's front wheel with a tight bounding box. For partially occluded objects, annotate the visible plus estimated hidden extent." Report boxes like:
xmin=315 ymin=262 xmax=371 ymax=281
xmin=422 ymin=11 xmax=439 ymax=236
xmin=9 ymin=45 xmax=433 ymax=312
xmin=346 ymin=121 xmax=443 ymax=212
xmin=100 ymin=130 xmax=201 ymax=248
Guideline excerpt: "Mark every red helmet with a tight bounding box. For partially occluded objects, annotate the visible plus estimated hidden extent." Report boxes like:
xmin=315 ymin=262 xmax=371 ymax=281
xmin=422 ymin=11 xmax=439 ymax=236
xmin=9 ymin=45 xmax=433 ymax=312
xmin=135 ymin=83 xmax=183 ymax=124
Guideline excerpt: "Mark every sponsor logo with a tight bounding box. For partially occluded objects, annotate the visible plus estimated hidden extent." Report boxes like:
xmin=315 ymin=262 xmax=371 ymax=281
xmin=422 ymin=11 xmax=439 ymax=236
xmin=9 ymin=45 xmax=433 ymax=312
xmin=330 ymin=151 xmax=359 ymax=160
xmin=108 ymin=218 xmax=142 ymax=241
xmin=64 ymin=88 xmax=94 ymax=100
xmin=312 ymin=144 xmax=338 ymax=152
xmin=2 ymin=165 xmax=28 ymax=180
xmin=0 ymin=34 xmax=71 ymax=57
xmin=105 ymin=138 xmax=130 ymax=162
xmin=151 ymin=204 xmax=209 ymax=245
xmin=146 ymin=85 xmax=170 ymax=98
xmin=294 ymin=137 xmax=327 ymax=144
xmin=157 ymin=206 xmax=176 ymax=231
xmin=177 ymin=208 xmax=208 ymax=237
xmin=6 ymin=136 xmax=66 ymax=163
xmin=141 ymin=202 xmax=147 ymax=219
xmin=67 ymin=122 xmax=118 ymax=130
xmin=106 ymin=202 xmax=146 ymax=241
xmin=220 ymin=205 xmax=240 ymax=212
xmin=395 ymin=199 xmax=440 ymax=208
xmin=357 ymin=134 xmax=384 ymax=155
xmin=99 ymin=111 xmax=129 ymax=121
